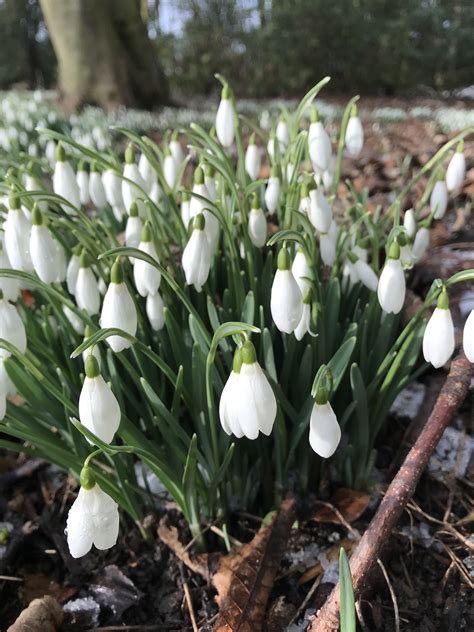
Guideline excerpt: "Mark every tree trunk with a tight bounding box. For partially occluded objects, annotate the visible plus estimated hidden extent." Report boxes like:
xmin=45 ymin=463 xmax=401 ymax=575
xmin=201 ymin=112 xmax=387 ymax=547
xmin=39 ymin=0 xmax=168 ymax=110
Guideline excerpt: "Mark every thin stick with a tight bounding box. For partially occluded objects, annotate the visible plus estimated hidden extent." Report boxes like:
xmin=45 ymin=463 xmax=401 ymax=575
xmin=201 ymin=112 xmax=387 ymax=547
xmin=180 ymin=564 xmax=199 ymax=632
xmin=307 ymin=352 xmax=472 ymax=632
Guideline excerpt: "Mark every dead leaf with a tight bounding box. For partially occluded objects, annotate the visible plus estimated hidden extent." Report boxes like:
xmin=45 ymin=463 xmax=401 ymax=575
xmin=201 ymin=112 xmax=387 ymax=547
xmin=311 ymin=488 xmax=370 ymax=525
xmin=19 ymin=573 xmax=77 ymax=605
xmin=158 ymin=517 xmax=211 ymax=581
xmin=7 ymin=595 xmax=63 ymax=632
xmin=212 ymin=495 xmax=296 ymax=632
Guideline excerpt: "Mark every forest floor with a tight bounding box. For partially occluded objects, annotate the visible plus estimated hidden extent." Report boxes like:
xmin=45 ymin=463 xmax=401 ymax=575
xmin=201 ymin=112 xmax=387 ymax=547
xmin=0 ymin=112 xmax=473 ymax=632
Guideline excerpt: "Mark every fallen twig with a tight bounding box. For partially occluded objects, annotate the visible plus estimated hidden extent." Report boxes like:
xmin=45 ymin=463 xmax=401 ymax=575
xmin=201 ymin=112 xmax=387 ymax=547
xmin=307 ymin=351 xmax=472 ymax=632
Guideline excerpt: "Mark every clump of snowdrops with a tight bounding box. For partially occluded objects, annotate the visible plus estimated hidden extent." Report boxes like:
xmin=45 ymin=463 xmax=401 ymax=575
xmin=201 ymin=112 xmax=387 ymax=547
xmin=0 ymin=76 xmax=473 ymax=558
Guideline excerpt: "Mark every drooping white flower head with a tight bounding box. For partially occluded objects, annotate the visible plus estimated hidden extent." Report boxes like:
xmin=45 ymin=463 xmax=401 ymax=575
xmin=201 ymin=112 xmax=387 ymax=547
xmin=0 ymin=293 xmax=27 ymax=358
xmin=245 ymin=133 xmax=261 ymax=181
xmin=345 ymin=105 xmax=364 ymax=158
xmin=75 ymin=250 xmax=100 ymax=316
xmin=163 ymin=149 xmax=178 ymax=190
xmin=66 ymin=245 xmax=82 ymax=295
xmin=0 ymin=357 xmax=16 ymax=419
xmin=53 ymin=143 xmax=81 ymax=213
xmin=4 ymin=194 xmax=33 ymax=272
xmin=122 ymin=144 xmax=146 ymax=214
xmin=89 ymin=163 xmax=107 ymax=208
xmin=29 ymin=205 xmax=59 ymax=284
xmin=276 ymin=118 xmax=289 ymax=152
xmin=346 ymin=251 xmax=378 ymax=292
xmin=463 ymin=309 xmax=474 ymax=363
xmin=188 ymin=166 xmax=208 ymax=221
xmin=309 ymin=387 xmax=341 ymax=458
xmin=294 ymin=288 xmax=315 ymax=341
xmin=63 ymin=304 xmax=85 ymax=335
xmin=446 ymin=141 xmax=466 ymax=192
xmin=264 ymin=168 xmax=280 ymax=214
xmin=146 ymin=292 xmax=165 ymax=331
xmin=412 ymin=224 xmax=430 ymax=262
xmin=138 ymin=151 xmax=157 ymax=194
xmin=299 ymin=182 xmax=311 ymax=216
xmin=248 ymin=194 xmax=267 ymax=248
xmin=219 ymin=341 xmax=277 ymax=440
xmin=133 ymin=221 xmax=161 ymax=297
xmin=291 ymin=248 xmax=312 ymax=295
xmin=76 ymin=160 xmax=90 ymax=205
xmin=0 ymin=247 xmax=20 ymax=302
xmin=55 ymin=241 xmax=67 ymax=283
xmin=125 ymin=202 xmax=143 ymax=251
xmin=309 ymin=187 xmax=332 ymax=233
xmin=270 ymin=247 xmax=303 ymax=334
xmin=423 ymin=290 xmax=455 ymax=369
xmin=81 ymin=326 xmax=101 ymax=369
xmin=169 ymin=131 xmax=185 ymax=169
xmin=100 ymin=258 xmax=138 ymax=353
xmin=102 ymin=168 xmax=126 ymax=215
xmin=79 ymin=354 xmax=121 ymax=443
xmin=215 ymin=84 xmax=235 ymax=148
xmin=180 ymin=192 xmax=191 ymax=228
xmin=182 ymin=213 xmax=211 ymax=293
xmin=430 ymin=173 xmax=448 ymax=219
xmin=377 ymin=241 xmax=406 ymax=314
xmin=204 ymin=164 xmax=218 ymax=204
xmin=403 ymin=208 xmax=416 ymax=239
xmin=308 ymin=107 xmax=332 ymax=172
xmin=66 ymin=467 xmax=119 ymax=558
xmin=319 ymin=233 xmax=336 ymax=267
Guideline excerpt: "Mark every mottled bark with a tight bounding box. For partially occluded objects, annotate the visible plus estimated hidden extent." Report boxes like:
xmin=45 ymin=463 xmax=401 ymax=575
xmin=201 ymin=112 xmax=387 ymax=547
xmin=39 ymin=0 xmax=168 ymax=109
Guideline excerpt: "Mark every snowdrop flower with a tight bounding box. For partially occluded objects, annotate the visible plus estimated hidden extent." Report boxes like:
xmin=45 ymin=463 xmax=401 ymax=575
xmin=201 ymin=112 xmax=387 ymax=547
xmin=89 ymin=163 xmax=107 ymax=208
xmin=377 ymin=241 xmax=405 ymax=314
xmin=267 ymin=131 xmax=276 ymax=160
xmin=347 ymin=252 xmax=379 ymax=291
xmin=276 ymin=118 xmax=289 ymax=152
xmin=423 ymin=290 xmax=455 ymax=368
xmin=0 ymin=357 xmax=16 ymax=420
xmin=219 ymin=341 xmax=277 ymax=439
xmin=81 ymin=325 xmax=101 ymax=368
xmin=412 ymin=223 xmax=430 ymax=262
xmin=102 ymin=169 xmax=126 ymax=217
xmin=299 ymin=182 xmax=311 ymax=216
xmin=66 ymin=245 xmax=82 ymax=295
xmin=181 ymin=192 xmax=191 ymax=228
xmin=215 ymin=84 xmax=235 ymax=148
xmin=149 ymin=180 xmax=163 ymax=206
xmin=75 ymin=251 xmax=100 ymax=316
xmin=309 ymin=387 xmax=341 ymax=458
xmin=309 ymin=187 xmax=332 ymax=233
xmin=446 ymin=141 xmax=466 ymax=192
xmin=55 ymin=241 xmax=67 ymax=283
xmin=345 ymin=104 xmax=364 ymax=158
xmin=0 ymin=248 xmax=20 ymax=301
xmin=271 ymin=247 xmax=303 ymax=333
xmin=182 ymin=214 xmax=211 ymax=292
xmin=100 ymin=258 xmax=138 ymax=352
xmin=66 ymin=466 xmax=119 ymax=558
xmin=291 ymin=248 xmax=312 ymax=295
xmin=29 ymin=205 xmax=59 ymax=284
xmin=189 ymin=166 xmax=219 ymax=251
xmin=264 ymin=167 xmax=280 ymax=214
xmin=138 ymin=151 xmax=156 ymax=194
xmin=430 ymin=172 xmax=448 ymax=219
xmin=0 ymin=292 xmax=27 ymax=358
xmin=320 ymin=233 xmax=336 ymax=267
xmin=245 ymin=134 xmax=261 ymax=181
xmin=204 ymin=164 xmax=218 ymax=203
xmin=79 ymin=354 xmax=121 ymax=443
xmin=125 ymin=202 xmax=143 ymax=250
xmin=24 ymin=165 xmax=47 ymax=213
xmin=53 ymin=143 xmax=81 ymax=213
xmin=4 ymin=195 xmax=33 ymax=272
xmin=463 ymin=310 xmax=474 ymax=363
xmin=146 ymin=292 xmax=165 ymax=331
xmin=163 ymin=148 xmax=177 ymax=190
xmin=308 ymin=107 xmax=332 ymax=172
xmin=169 ymin=131 xmax=185 ymax=169
xmin=45 ymin=139 xmax=56 ymax=166
xmin=122 ymin=144 xmax=146 ymax=214
xmin=403 ymin=209 xmax=416 ymax=239
xmin=248 ymin=194 xmax=267 ymax=248
xmin=133 ymin=222 xmax=161 ymax=297
xmin=76 ymin=160 xmax=90 ymax=205
xmin=294 ymin=288 xmax=315 ymax=341
xmin=63 ymin=304 xmax=84 ymax=335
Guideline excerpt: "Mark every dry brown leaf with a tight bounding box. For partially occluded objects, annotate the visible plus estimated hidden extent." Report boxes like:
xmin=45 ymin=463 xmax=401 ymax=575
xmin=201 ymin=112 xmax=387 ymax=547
xmin=7 ymin=595 xmax=63 ymax=632
xmin=212 ymin=495 xmax=296 ymax=632
xmin=19 ymin=573 xmax=77 ymax=605
xmin=311 ymin=488 xmax=370 ymax=525
xmin=157 ymin=517 xmax=211 ymax=581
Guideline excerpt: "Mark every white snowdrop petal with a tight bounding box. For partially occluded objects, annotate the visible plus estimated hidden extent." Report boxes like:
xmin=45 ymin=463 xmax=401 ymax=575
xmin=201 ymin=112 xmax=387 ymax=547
xmin=79 ymin=375 xmax=121 ymax=443
xmin=0 ymin=299 xmax=27 ymax=358
xmin=248 ymin=208 xmax=267 ymax=248
xmin=377 ymin=258 xmax=405 ymax=314
xmin=309 ymin=402 xmax=341 ymax=458
xmin=216 ymin=99 xmax=235 ymax=148
xmin=462 ymin=310 xmax=474 ymax=363
xmin=76 ymin=268 xmax=100 ymax=315
xmin=146 ymin=292 xmax=165 ymax=331
xmin=422 ymin=308 xmax=455 ymax=368
xmin=100 ymin=283 xmax=138 ymax=352
xmin=270 ymin=269 xmax=303 ymax=334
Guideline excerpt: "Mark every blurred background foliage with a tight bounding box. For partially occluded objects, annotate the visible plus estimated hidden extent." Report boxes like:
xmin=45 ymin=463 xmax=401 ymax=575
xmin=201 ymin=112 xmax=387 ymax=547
xmin=0 ymin=0 xmax=473 ymax=101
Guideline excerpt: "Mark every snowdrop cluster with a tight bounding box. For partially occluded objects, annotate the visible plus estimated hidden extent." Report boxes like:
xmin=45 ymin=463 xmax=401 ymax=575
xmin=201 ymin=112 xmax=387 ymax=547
xmin=0 ymin=77 xmax=472 ymax=558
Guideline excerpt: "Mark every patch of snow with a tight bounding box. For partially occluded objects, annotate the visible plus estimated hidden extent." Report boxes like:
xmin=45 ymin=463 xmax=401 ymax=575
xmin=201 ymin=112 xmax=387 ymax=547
xmin=390 ymin=382 xmax=426 ymax=420
xmin=428 ymin=427 xmax=474 ymax=480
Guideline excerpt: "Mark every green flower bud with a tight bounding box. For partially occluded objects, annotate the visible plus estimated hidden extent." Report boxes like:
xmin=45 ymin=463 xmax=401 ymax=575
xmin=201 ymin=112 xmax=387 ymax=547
xmin=79 ymin=464 xmax=96 ymax=490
